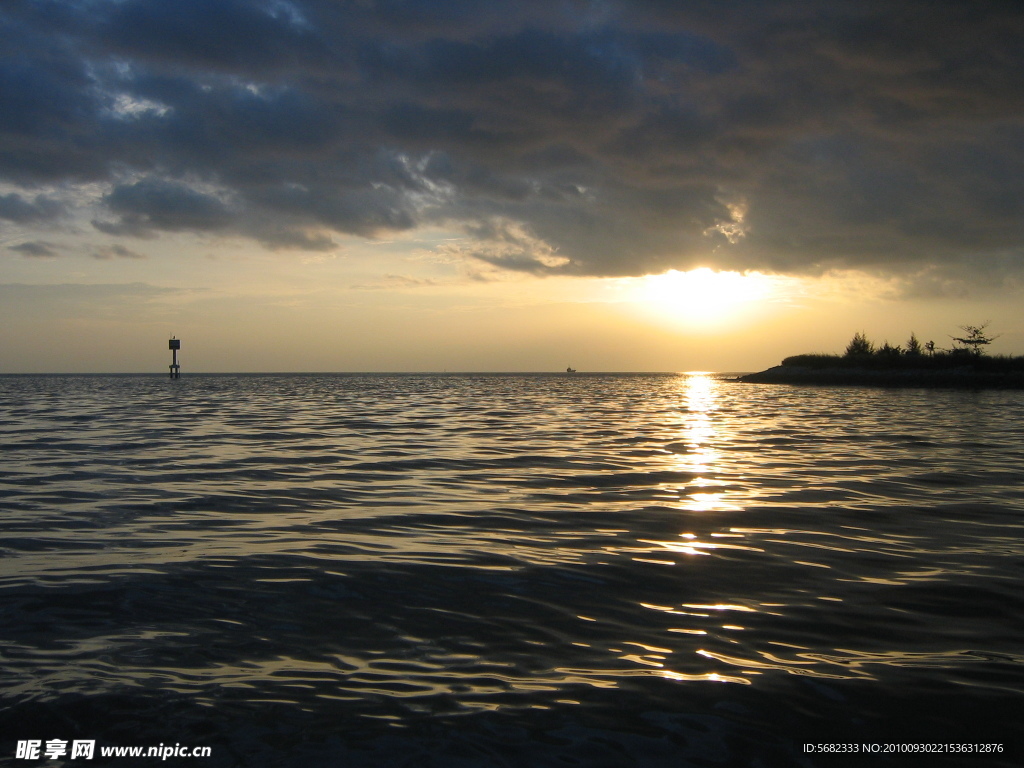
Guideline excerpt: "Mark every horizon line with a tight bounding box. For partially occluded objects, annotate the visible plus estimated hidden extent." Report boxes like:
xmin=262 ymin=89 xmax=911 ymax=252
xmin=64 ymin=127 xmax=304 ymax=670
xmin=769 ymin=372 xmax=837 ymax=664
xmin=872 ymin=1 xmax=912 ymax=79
xmin=0 ymin=370 xmax=743 ymax=376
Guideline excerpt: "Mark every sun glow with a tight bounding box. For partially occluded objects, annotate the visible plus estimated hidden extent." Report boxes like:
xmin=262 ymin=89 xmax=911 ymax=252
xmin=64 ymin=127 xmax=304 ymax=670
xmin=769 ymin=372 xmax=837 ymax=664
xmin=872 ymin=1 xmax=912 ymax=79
xmin=633 ymin=268 xmax=781 ymax=328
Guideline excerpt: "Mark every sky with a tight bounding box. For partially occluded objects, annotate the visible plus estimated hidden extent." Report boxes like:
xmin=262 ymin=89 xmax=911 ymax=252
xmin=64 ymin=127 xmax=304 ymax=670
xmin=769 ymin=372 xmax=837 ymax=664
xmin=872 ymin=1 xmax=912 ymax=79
xmin=1 ymin=0 xmax=1023 ymax=372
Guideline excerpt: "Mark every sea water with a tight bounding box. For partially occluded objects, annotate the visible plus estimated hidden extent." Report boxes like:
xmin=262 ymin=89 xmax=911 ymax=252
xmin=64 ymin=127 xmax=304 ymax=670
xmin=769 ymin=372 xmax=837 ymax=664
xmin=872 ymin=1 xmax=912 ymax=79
xmin=0 ymin=373 xmax=1021 ymax=766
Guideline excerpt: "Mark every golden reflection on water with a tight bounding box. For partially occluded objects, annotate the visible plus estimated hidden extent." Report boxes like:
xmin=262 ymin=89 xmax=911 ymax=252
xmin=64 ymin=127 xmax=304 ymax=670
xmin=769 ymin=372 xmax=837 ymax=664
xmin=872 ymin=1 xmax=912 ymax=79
xmin=672 ymin=373 xmax=740 ymax=513
xmin=678 ymin=373 xmax=718 ymax=475
xmin=617 ymin=374 xmax=769 ymax=686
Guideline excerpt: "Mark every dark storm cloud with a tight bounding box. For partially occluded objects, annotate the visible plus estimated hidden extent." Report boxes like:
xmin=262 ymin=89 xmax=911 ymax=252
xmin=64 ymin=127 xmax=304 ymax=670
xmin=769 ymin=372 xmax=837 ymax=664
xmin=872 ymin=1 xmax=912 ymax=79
xmin=1 ymin=0 xmax=1023 ymax=280
xmin=95 ymin=177 xmax=235 ymax=235
xmin=98 ymin=0 xmax=324 ymax=73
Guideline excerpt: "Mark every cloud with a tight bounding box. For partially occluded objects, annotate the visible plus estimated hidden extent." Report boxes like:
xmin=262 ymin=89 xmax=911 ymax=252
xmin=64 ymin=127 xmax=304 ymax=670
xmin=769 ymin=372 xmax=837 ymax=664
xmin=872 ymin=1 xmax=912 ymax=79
xmin=92 ymin=244 xmax=146 ymax=260
xmin=0 ymin=281 xmax=175 ymax=300
xmin=9 ymin=240 xmax=60 ymax=258
xmin=97 ymin=0 xmax=323 ymax=73
xmin=1 ymin=0 xmax=1023 ymax=284
xmin=458 ymin=218 xmax=571 ymax=274
xmin=0 ymin=192 xmax=67 ymax=223
xmin=350 ymin=273 xmax=443 ymax=290
xmin=93 ymin=177 xmax=235 ymax=236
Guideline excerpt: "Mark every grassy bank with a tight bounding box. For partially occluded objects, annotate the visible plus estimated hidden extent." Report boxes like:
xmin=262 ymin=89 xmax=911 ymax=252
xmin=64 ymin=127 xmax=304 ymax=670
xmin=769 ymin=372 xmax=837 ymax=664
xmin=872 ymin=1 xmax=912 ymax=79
xmin=778 ymin=352 xmax=1024 ymax=373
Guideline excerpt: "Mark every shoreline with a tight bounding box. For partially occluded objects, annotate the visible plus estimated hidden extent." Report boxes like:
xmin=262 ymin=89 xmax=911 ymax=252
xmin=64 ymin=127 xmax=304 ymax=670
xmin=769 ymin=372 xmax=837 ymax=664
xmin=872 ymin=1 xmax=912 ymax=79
xmin=738 ymin=364 xmax=1024 ymax=388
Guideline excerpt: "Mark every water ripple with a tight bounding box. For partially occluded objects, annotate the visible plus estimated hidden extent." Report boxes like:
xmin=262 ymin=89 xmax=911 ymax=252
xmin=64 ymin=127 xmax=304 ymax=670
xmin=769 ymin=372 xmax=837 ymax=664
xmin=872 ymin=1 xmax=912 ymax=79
xmin=1 ymin=373 xmax=1022 ymax=765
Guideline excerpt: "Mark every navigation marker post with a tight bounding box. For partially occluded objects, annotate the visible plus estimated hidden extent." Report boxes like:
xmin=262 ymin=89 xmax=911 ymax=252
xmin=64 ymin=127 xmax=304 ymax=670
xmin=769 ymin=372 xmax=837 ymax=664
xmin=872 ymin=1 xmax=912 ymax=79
xmin=169 ymin=337 xmax=181 ymax=379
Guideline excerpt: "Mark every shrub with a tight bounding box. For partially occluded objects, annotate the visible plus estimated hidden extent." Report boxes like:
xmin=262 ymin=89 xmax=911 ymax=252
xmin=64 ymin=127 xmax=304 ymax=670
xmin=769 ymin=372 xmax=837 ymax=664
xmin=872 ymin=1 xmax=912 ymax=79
xmin=905 ymin=333 xmax=923 ymax=356
xmin=844 ymin=332 xmax=873 ymax=357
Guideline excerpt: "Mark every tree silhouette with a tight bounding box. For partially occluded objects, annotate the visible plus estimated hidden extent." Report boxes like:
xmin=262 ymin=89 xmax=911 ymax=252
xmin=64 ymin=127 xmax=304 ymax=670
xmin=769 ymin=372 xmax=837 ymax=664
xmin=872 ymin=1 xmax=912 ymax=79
xmin=844 ymin=332 xmax=873 ymax=356
xmin=950 ymin=322 xmax=999 ymax=357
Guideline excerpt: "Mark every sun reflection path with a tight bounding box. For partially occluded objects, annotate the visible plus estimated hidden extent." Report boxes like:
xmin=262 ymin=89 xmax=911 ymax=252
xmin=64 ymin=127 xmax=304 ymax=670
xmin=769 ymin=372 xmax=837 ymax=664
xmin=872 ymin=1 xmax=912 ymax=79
xmin=585 ymin=373 xmax=789 ymax=688
xmin=674 ymin=373 xmax=738 ymax=513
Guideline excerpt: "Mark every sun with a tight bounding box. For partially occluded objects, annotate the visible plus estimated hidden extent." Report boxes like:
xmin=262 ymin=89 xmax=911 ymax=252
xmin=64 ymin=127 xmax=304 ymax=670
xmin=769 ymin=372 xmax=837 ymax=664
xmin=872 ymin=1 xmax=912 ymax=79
xmin=633 ymin=268 xmax=780 ymax=329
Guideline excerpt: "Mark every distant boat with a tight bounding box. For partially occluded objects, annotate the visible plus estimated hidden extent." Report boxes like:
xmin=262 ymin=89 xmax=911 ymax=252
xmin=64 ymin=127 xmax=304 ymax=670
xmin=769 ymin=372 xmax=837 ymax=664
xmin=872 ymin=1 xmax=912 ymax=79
xmin=566 ymin=366 xmax=577 ymax=374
